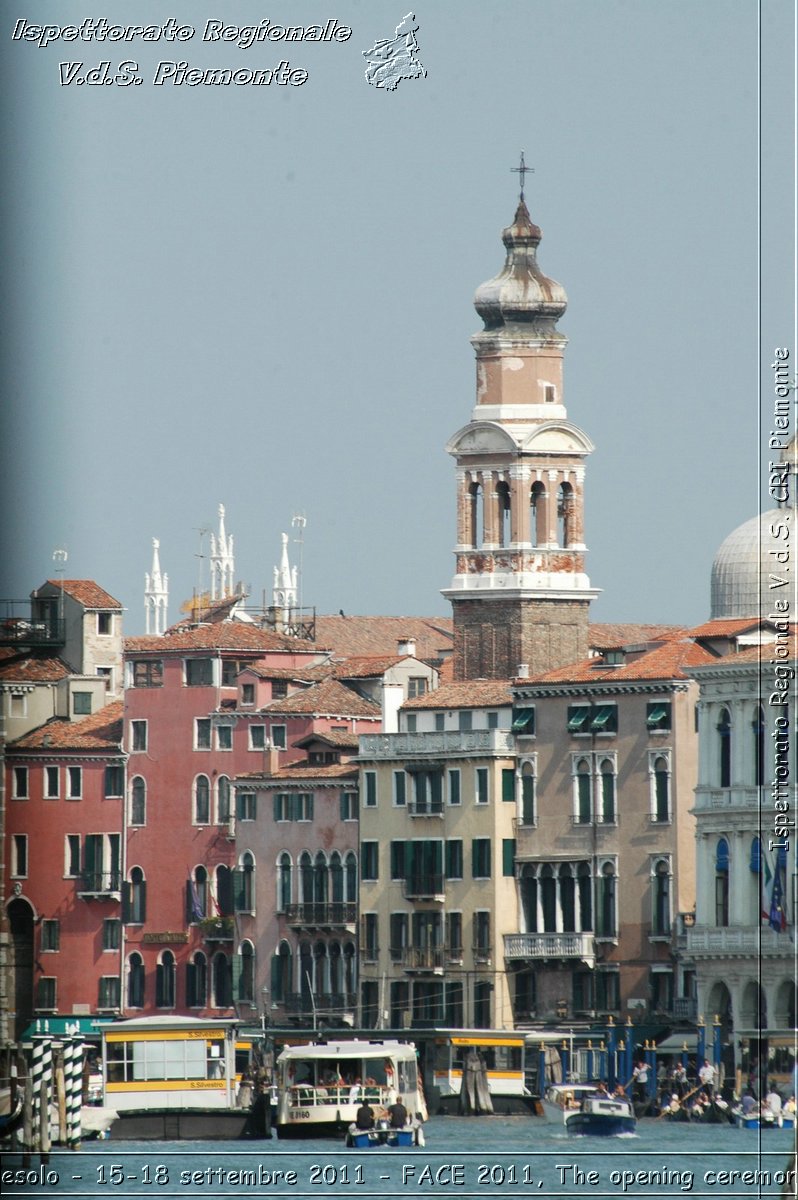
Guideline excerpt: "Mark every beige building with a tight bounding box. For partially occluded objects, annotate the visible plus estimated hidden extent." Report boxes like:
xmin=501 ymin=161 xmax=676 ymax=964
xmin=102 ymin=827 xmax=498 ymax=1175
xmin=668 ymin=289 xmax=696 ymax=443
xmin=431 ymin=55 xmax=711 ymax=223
xmin=357 ymin=680 xmax=518 ymax=1029
xmin=508 ymin=633 xmax=708 ymax=1024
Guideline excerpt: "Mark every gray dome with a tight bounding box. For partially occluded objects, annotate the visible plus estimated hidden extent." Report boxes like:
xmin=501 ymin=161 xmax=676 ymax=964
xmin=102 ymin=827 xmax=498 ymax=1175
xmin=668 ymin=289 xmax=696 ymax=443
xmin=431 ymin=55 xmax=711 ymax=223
xmin=710 ymin=509 xmax=794 ymax=619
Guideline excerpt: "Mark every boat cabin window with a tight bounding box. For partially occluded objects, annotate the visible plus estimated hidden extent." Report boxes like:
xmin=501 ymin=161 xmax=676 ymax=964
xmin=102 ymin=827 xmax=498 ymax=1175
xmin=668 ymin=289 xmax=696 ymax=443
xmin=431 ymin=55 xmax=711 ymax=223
xmin=106 ymin=1035 xmax=225 ymax=1083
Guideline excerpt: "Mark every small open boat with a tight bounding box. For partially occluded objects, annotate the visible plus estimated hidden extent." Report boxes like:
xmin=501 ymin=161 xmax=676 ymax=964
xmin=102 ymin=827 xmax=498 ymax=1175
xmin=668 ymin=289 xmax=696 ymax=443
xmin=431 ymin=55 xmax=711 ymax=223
xmin=345 ymin=1120 xmax=425 ymax=1149
xmin=565 ymin=1093 xmax=636 ymax=1137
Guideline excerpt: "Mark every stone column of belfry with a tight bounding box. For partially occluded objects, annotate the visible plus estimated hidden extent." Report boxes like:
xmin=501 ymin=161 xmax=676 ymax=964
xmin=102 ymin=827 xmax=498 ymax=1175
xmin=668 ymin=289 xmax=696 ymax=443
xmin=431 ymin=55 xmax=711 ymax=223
xmin=443 ymin=187 xmax=600 ymax=680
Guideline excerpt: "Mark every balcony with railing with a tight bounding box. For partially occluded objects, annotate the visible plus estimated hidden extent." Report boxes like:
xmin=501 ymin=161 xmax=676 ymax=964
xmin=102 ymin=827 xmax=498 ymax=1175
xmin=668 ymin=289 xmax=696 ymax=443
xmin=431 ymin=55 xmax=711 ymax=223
xmin=403 ymin=873 xmax=446 ymax=901
xmin=401 ymin=946 xmax=447 ymax=973
xmin=284 ymin=902 xmax=357 ymax=930
xmin=692 ymin=787 xmax=761 ymax=812
xmin=503 ymin=931 xmax=595 ymax=966
xmin=407 ymin=800 xmax=444 ymax=818
xmin=284 ymin=991 xmax=357 ymax=1016
xmin=0 ymin=600 xmax=65 ymax=649
xmin=77 ymin=870 xmax=122 ymax=899
xmin=359 ymin=729 xmax=515 ymax=760
xmin=686 ymin=924 xmax=789 ymax=958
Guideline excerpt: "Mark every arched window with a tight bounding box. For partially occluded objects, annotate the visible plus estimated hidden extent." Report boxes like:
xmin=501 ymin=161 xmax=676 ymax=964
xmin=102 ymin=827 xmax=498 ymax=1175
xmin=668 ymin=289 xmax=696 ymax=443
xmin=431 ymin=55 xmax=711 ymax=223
xmin=314 ymin=851 xmax=328 ymax=905
xmin=212 ymin=952 xmax=232 ymax=1008
xmin=314 ymin=941 xmax=328 ymax=996
xmin=217 ymin=776 xmax=231 ymax=823
xmin=496 ymin=480 xmax=511 ymax=548
xmin=653 ymin=859 xmax=671 ymax=936
xmin=127 ymin=952 xmax=145 ymax=1008
xmin=753 ymin=707 xmax=765 ymax=786
xmin=521 ymin=763 xmax=536 ymax=826
xmin=299 ymin=852 xmax=313 ymax=905
xmin=192 ymin=865 xmax=208 ymax=920
xmin=238 ymin=941 xmax=255 ymax=1003
xmin=329 ymin=941 xmax=342 ymax=996
xmin=187 ymin=951 xmax=207 ymax=1008
xmin=559 ymin=863 xmax=575 ymax=931
xmin=344 ymin=852 xmax=357 ymax=903
xmin=578 ymin=862 xmax=592 ymax=930
xmin=278 ymin=853 xmax=292 ymax=911
xmin=575 ymin=759 xmax=592 ymax=824
xmin=715 ymin=838 xmax=730 ymax=926
xmin=530 ymin=481 xmax=546 ymax=546
xmin=653 ymin=756 xmax=670 ymax=822
xmin=130 ymin=777 xmax=146 ymax=826
xmin=215 ymin=865 xmax=233 ymax=916
xmin=600 ymin=760 xmax=615 ymax=823
xmin=194 ymin=774 xmax=210 ymax=824
xmin=235 ymin=852 xmax=255 ymax=913
xmin=597 ymin=862 xmax=616 ymax=937
xmin=343 ymin=941 xmax=356 ymax=996
xmin=156 ymin=950 xmax=176 ymax=1008
xmin=127 ymin=867 xmax=146 ymax=924
xmin=718 ymin=708 xmax=732 ymax=788
xmin=299 ymin=941 xmax=313 ymax=1012
xmin=468 ymin=480 xmax=482 ymax=548
xmin=330 ymin=852 xmax=343 ymax=904
xmin=271 ymin=940 xmax=292 ymax=1004
xmin=520 ymin=864 xmax=538 ymax=932
xmin=540 ymin=864 xmax=556 ymax=932
xmin=557 ymin=482 xmax=574 ymax=546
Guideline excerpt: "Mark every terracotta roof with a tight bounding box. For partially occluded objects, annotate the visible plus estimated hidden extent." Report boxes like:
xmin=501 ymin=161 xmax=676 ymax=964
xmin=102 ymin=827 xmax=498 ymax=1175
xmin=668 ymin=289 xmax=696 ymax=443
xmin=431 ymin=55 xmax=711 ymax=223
xmin=314 ymin=615 xmax=453 ymax=661
xmin=39 ymin=580 xmax=122 ymax=609
xmin=522 ymin=638 xmax=715 ymax=686
xmin=0 ymin=651 xmax=71 ymax=682
xmin=300 ymin=655 xmax=408 ymax=681
xmin=687 ymin=618 xmax=775 ymax=638
xmin=238 ymin=761 xmax=359 ymax=783
xmin=404 ymin=679 xmax=514 ymax=710
xmin=587 ymin=623 xmax=687 ymax=650
xmin=260 ymin=678 xmax=380 ymax=718
xmin=293 ymin=729 xmax=361 ymax=750
xmin=125 ymin=624 xmax=317 ymax=654
xmin=711 ymin=635 xmax=798 ymax=665
xmin=9 ymin=701 xmax=124 ymax=752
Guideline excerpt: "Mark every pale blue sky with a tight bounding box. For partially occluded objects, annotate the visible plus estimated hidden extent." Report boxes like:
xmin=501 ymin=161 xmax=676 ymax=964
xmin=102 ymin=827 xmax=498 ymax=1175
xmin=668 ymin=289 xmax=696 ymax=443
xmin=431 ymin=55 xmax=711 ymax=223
xmin=2 ymin=0 xmax=795 ymax=634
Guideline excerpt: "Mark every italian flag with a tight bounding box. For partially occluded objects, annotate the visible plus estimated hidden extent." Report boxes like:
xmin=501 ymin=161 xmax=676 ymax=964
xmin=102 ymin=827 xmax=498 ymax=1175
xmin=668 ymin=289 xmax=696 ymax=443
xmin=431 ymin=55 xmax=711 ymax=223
xmin=760 ymin=852 xmax=773 ymax=922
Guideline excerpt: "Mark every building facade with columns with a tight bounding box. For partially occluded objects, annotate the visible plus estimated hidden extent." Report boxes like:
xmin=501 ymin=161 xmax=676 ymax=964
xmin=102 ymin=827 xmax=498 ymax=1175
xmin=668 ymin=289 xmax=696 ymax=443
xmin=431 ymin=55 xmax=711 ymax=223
xmin=442 ymin=196 xmax=599 ymax=681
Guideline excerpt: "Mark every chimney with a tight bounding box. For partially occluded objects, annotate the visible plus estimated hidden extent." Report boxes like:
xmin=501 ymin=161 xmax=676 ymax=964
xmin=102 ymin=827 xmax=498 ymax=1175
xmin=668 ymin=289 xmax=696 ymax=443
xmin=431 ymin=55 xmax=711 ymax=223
xmin=397 ymin=637 xmax=416 ymax=658
xmin=516 ymin=663 xmax=530 ymax=679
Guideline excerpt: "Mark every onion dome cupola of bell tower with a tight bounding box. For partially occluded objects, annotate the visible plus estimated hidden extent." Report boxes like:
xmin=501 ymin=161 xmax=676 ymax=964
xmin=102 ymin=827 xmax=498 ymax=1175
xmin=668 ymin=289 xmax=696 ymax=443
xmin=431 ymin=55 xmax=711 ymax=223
xmin=443 ymin=157 xmax=600 ymax=681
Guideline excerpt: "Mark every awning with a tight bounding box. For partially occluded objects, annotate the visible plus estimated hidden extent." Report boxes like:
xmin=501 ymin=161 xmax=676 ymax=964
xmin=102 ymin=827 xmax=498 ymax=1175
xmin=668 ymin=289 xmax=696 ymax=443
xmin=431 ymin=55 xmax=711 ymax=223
xmin=22 ymin=1015 xmax=114 ymax=1041
xmin=646 ymin=705 xmax=668 ymax=728
xmin=512 ymin=709 xmax=536 ymax=733
xmin=568 ymin=707 xmax=589 ymax=731
xmin=591 ymin=706 xmax=614 ymax=730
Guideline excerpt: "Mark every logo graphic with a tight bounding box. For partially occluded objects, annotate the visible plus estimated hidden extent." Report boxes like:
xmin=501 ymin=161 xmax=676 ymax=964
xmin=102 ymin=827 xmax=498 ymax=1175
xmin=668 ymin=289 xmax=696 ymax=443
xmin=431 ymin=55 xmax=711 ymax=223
xmin=363 ymin=12 xmax=426 ymax=91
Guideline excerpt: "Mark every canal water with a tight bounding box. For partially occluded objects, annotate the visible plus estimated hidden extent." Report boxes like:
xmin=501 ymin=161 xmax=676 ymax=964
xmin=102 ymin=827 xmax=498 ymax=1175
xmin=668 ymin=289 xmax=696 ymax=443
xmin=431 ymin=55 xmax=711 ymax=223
xmin=3 ymin=1116 xmax=796 ymax=1199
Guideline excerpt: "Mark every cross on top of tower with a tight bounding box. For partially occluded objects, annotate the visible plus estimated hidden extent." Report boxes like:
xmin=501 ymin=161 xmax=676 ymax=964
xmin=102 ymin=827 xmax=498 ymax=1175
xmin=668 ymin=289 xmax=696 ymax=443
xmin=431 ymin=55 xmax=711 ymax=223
xmin=511 ymin=150 xmax=534 ymax=201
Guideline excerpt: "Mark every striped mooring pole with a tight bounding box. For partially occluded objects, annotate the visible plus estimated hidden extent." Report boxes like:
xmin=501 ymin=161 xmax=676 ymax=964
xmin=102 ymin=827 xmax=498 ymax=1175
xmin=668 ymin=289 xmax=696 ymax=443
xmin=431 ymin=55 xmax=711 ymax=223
xmin=30 ymin=1038 xmax=44 ymax=1150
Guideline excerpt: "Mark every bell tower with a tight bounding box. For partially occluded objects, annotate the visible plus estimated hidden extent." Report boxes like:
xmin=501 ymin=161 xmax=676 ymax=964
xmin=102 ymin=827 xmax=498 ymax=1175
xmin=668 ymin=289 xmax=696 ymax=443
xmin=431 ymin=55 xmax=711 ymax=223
xmin=443 ymin=167 xmax=599 ymax=679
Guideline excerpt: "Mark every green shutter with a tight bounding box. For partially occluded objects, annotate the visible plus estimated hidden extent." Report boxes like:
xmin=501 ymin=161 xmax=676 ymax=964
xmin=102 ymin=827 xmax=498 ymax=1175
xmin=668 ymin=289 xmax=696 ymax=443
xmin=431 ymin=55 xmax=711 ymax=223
xmin=502 ymin=769 xmax=515 ymax=802
xmin=502 ymin=838 xmax=516 ymax=876
xmin=395 ymin=773 xmax=406 ymax=806
xmin=233 ymin=868 xmax=246 ymax=911
xmin=430 ymin=772 xmax=442 ymax=808
xmin=232 ymin=954 xmax=243 ymax=999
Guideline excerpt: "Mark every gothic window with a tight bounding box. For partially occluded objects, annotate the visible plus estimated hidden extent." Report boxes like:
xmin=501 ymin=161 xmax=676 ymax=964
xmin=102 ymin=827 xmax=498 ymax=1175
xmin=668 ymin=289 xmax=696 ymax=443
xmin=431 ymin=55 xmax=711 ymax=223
xmin=238 ymin=941 xmax=255 ymax=1003
xmin=314 ymin=941 xmax=328 ymax=996
xmin=330 ymin=851 xmax=344 ymax=903
xmin=343 ymin=941 xmax=356 ymax=994
xmin=715 ymin=838 xmax=730 ymax=927
xmin=127 ymin=952 xmax=145 ymax=1008
xmin=559 ymin=864 xmax=575 ymax=931
xmin=271 ymin=940 xmax=292 ymax=1003
xmin=540 ymin=864 xmax=556 ymax=932
xmin=344 ymin=852 xmax=358 ymax=901
xmin=194 ymin=775 xmax=210 ymax=824
xmin=329 ymin=941 xmax=342 ymax=995
xmin=578 ymin=862 xmax=593 ymax=930
xmin=215 ymin=864 xmax=233 ymax=916
xmin=521 ymin=762 xmax=536 ymax=825
xmin=278 ymin=853 xmax=292 ymax=911
xmin=574 ymin=758 xmax=592 ymax=824
xmin=314 ymin=851 xmax=328 ymax=903
xmin=186 ymin=951 xmax=207 ymax=1008
xmin=530 ymin=481 xmax=546 ymax=546
xmin=596 ymin=862 xmax=616 ymax=937
xmin=235 ymin=852 xmax=255 ymax=913
xmin=212 ymin=952 xmax=232 ymax=1008
xmin=651 ymin=754 xmax=671 ymax=822
xmin=652 ymin=858 xmax=672 ymax=937
xmin=190 ymin=865 xmax=208 ymax=920
xmin=300 ymin=852 xmax=313 ymax=902
xmin=156 ymin=950 xmax=176 ymax=1008
xmin=125 ymin=867 xmax=146 ymax=924
xmin=599 ymin=759 xmax=616 ymax=823
xmin=217 ymin=776 xmax=231 ymax=823
xmin=718 ymin=708 xmax=732 ymax=787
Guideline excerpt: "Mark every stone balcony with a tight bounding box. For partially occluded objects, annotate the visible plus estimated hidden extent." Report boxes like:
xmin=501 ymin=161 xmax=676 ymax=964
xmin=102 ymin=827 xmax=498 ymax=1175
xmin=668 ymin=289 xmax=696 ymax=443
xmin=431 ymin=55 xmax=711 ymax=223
xmin=503 ymin=931 xmax=595 ymax=966
xmin=692 ymin=787 xmax=761 ymax=812
xmin=359 ymin=729 xmax=515 ymax=760
xmin=686 ymin=924 xmax=790 ymax=958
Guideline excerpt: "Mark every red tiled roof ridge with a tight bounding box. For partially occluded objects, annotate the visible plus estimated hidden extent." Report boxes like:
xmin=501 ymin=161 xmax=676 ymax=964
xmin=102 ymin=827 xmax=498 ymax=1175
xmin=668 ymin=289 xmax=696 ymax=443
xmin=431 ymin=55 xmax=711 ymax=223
xmin=41 ymin=580 xmax=122 ymax=609
xmin=9 ymin=700 xmax=124 ymax=751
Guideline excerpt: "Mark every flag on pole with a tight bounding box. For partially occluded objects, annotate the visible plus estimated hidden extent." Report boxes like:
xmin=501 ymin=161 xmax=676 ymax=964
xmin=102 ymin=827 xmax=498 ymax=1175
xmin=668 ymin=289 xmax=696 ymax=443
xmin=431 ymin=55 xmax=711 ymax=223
xmin=769 ymin=859 xmax=787 ymax=932
xmin=190 ymin=880 xmax=204 ymax=921
xmin=760 ymin=850 xmax=773 ymax=922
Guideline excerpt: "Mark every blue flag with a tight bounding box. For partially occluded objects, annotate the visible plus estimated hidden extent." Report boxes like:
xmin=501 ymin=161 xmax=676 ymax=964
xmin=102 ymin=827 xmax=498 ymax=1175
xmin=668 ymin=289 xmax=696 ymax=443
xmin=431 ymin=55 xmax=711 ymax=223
xmin=769 ymin=864 xmax=786 ymax=932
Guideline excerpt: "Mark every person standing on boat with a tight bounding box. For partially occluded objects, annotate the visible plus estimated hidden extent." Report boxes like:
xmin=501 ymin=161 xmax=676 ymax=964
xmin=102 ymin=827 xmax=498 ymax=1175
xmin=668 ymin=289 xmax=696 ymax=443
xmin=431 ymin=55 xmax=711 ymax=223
xmin=387 ymin=1096 xmax=408 ymax=1128
xmin=355 ymin=1100 xmax=375 ymax=1130
xmin=698 ymin=1059 xmax=716 ymax=1098
xmin=631 ymin=1061 xmax=649 ymax=1104
xmin=673 ymin=1062 xmax=688 ymax=1098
